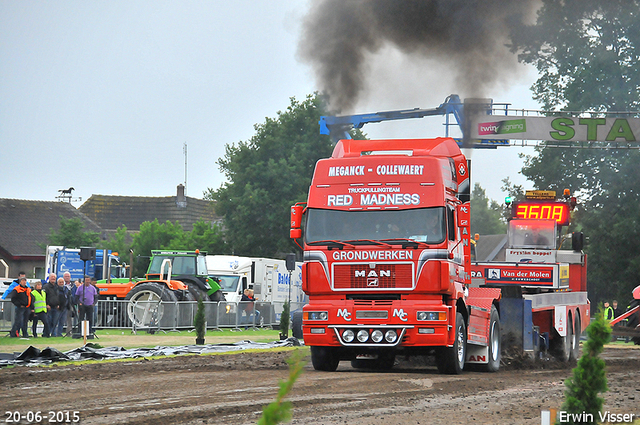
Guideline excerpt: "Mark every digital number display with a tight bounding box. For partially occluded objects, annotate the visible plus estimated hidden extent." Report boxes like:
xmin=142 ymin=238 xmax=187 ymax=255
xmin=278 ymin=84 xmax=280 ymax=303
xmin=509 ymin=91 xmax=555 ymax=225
xmin=512 ymin=202 xmax=570 ymax=226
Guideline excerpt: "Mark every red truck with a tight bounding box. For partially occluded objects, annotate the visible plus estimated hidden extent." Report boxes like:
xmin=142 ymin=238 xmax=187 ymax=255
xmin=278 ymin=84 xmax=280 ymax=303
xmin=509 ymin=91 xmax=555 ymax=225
xmin=470 ymin=191 xmax=590 ymax=364
xmin=290 ymin=137 xmax=590 ymax=373
xmin=290 ymin=137 xmax=502 ymax=373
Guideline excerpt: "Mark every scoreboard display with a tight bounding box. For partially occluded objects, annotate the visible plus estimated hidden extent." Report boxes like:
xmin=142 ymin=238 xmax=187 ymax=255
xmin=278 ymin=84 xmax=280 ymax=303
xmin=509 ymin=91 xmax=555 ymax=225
xmin=512 ymin=202 xmax=570 ymax=226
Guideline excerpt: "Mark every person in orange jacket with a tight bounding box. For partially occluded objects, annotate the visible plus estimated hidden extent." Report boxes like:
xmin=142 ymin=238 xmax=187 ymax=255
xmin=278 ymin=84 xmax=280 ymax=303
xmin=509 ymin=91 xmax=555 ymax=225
xmin=9 ymin=277 xmax=33 ymax=338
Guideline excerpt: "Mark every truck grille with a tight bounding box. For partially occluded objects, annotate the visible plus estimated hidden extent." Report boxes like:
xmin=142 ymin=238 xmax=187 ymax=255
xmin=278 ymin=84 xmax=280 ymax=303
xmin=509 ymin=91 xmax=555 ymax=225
xmin=332 ymin=263 xmax=413 ymax=290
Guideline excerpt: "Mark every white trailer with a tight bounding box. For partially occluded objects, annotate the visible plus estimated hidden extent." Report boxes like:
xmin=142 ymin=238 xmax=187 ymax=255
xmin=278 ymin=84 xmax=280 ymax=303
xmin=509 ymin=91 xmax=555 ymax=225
xmin=205 ymin=255 xmax=305 ymax=305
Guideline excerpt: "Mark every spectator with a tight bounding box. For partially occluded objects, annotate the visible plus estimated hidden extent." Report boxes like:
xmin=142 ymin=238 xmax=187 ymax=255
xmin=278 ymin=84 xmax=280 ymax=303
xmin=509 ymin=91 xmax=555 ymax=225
xmin=9 ymin=277 xmax=32 ymax=338
xmin=69 ymin=279 xmax=82 ymax=334
xmin=241 ymin=289 xmax=260 ymax=329
xmin=1 ymin=271 xmax=28 ymax=300
xmin=31 ymin=281 xmax=49 ymax=338
xmin=91 ymin=277 xmax=99 ymax=330
xmin=76 ymin=276 xmax=98 ymax=335
xmin=613 ymin=300 xmax=621 ymax=318
xmin=63 ymin=272 xmax=74 ymax=336
xmin=43 ymin=273 xmax=62 ymax=337
xmin=604 ymin=301 xmax=615 ymax=321
xmin=52 ymin=277 xmax=70 ymax=337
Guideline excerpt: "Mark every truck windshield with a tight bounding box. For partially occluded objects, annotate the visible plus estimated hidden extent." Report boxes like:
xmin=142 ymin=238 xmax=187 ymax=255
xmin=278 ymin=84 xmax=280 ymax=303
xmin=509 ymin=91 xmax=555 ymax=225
xmin=148 ymin=256 xmax=197 ymax=275
xmin=305 ymin=207 xmax=446 ymax=244
xmin=212 ymin=275 xmax=240 ymax=292
xmin=508 ymin=219 xmax=556 ymax=249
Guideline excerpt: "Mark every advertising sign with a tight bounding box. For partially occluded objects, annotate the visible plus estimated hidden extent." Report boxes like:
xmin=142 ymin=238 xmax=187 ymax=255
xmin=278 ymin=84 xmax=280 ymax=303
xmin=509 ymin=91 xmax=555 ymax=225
xmin=473 ymin=116 xmax=640 ymax=143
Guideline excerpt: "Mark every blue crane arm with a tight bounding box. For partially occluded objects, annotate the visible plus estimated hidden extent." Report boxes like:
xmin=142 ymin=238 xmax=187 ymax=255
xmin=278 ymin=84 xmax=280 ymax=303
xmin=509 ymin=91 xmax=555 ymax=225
xmin=320 ymin=94 xmax=465 ymax=143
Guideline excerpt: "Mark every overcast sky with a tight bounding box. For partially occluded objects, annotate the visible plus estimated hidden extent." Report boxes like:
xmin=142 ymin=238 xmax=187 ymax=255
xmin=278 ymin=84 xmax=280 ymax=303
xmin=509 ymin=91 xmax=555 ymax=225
xmin=1 ymin=1 xmax=540 ymax=207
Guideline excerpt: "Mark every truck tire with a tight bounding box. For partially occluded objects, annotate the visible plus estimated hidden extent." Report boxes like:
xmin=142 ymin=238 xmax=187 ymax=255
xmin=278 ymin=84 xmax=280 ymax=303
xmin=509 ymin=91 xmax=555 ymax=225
xmin=125 ymin=282 xmax=178 ymax=328
xmin=570 ymin=314 xmax=581 ymax=361
xmin=481 ymin=306 xmax=501 ymax=372
xmin=310 ymin=346 xmax=340 ymax=372
xmin=551 ymin=314 xmax=573 ymax=362
xmin=291 ymin=310 xmax=303 ymax=339
xmin=435 ymin=312 xmax=466 ymax=374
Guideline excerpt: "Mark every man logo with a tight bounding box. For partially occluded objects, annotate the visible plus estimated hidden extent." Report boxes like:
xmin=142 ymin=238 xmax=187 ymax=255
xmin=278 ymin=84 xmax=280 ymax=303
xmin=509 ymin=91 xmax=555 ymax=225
xmin=367 ymin=278 xmax=379 ymax=287
xmin=355 ymin=270 xmax=391 ymax=278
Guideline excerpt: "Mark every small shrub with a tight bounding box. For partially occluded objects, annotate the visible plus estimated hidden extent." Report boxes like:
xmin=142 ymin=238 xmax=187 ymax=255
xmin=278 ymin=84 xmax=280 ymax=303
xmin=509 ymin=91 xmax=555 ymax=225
xmin=280 ymin=301 xmax=290 ymax=339
xmin=556 ymin=308 xmax=611 ymax=425
xmin=257 ymin=349 xmax=306 ymax=425
xmin=193 ymin=296 xmax=206 ymax=341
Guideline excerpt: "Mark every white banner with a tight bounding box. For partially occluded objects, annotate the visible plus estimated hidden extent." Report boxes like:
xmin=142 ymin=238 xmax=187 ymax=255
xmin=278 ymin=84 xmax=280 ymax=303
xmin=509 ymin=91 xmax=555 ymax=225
xmin=472 ymin=116 xmax=640 ymax=143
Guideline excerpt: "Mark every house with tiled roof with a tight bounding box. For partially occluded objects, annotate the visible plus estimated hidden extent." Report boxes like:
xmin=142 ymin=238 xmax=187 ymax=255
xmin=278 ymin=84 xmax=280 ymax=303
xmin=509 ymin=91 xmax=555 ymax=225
xmin=78 ymin=185 xmax=219 ymax=231
xmin=0 ymin=185 xmax=219 ymax=280
xmin=0 ymin=199 xmax=102 ymax=279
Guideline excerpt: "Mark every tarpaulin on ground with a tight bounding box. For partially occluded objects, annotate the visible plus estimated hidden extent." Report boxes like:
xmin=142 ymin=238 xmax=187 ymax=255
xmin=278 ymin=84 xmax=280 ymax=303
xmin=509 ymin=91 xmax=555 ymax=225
xmin=0 ymin=338 xmax=301 ymax=367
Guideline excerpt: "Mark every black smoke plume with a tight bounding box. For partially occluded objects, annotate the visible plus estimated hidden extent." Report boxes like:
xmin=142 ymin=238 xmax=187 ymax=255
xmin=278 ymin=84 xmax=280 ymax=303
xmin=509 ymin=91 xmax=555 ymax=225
xmin=299 ymin=0 xmax=538 ymax=112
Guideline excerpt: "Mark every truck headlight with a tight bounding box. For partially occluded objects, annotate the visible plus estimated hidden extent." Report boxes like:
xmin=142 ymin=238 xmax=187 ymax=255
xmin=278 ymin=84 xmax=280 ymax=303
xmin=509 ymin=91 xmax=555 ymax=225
xmin=304 ymin=311 xmax=328 ymax=321
xmin=417 ymin=311 xmax=446 ymax=321
xmin=385 ymin=330 xmax=398 ymax=343
xmin=342 ymin=329 xmax=355 ymax=342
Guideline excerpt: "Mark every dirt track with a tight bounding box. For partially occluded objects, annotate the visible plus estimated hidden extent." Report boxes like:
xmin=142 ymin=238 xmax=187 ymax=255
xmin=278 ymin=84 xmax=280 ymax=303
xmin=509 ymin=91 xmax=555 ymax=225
xmin=1 ymin=345 xmax=639 ymax=425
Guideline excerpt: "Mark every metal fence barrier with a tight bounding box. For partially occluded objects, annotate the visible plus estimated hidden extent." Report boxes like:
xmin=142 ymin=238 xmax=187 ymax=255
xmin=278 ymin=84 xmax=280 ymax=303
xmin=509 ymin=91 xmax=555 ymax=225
xmin=1 ymin=299 xmax=305 ymax=334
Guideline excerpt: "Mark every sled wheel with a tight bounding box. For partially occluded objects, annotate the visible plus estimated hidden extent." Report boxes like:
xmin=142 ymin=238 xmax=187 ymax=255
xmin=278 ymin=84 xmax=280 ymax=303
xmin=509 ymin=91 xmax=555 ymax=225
xmin=570 ymin=314 xmax=581 ymax=361
xmin=552 ymin=313 xmax=573 ymax=362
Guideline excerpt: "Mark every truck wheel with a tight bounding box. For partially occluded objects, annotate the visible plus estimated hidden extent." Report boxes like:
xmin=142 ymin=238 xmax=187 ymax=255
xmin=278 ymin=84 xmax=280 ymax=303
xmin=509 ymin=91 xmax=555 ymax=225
xmin=291 ymin=310 xmax=303 ymax=339
xmin=310 ymin=346 xmax=340 ymax=372
xmin=570 ymin=315 xmax=581 ymax=361
xmin=125 ymin=283 xmax=177 ymax=328
xmin=552 ymin=314 xmax=573 ymax=362
xmin=481 ymin=306 xmax=501 ymax=372
xmin=435 ymin=312 xmax=466 ymax=374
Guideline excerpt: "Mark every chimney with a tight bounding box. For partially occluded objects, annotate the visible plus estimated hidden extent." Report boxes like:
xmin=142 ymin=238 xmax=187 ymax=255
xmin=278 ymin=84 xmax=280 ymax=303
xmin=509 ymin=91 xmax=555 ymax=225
xmin=176 ymin=184 xmax=187 ymax=208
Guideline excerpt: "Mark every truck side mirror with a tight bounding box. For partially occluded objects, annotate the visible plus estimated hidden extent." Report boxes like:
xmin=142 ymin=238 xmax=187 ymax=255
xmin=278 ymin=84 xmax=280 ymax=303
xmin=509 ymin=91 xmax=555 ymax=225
xmin=290 ymin=204 xmax=304 ymax=239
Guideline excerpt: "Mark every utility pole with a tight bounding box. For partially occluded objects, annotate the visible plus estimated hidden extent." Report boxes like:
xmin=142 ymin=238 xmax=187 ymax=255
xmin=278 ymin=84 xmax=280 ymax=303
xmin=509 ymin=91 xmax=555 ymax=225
xmin=183 ymin=142 xmax=188 ymax=196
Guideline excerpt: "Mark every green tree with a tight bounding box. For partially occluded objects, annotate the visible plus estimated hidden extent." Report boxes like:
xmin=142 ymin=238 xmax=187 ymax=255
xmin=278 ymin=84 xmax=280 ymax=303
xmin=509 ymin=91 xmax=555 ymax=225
xmin=511 ymin=0 xmax=640 ymax=305
xmin=47 ymin=216 xmax=100 ymax=248
xmin=470 ymin=183 xmax=506 ymax=235
xmin=128 ymin=219 xmax=226 ymax=277
xmin=172 ymin=220 xmax=227 ymax=255
xmin=206 ymin=94 xmax=335 ymax=257
xmin=557 ymin=308 xmax=611 ymax=425
xmin=102 ymin=225 xmax=131 ymax=258
xmin=130 ymin=219 xmax=185 ymax=276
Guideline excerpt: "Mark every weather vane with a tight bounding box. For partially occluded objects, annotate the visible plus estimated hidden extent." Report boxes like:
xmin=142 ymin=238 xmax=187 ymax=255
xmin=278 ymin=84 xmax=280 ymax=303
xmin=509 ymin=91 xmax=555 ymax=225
xmin=56 ymin=187 xmax=81 ymax=204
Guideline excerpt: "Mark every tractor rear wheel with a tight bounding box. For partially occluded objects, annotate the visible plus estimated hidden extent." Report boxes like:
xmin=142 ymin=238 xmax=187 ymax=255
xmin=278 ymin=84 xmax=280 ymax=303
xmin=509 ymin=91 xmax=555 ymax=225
xmin=125 ymin=283 xmax=177 ymax=328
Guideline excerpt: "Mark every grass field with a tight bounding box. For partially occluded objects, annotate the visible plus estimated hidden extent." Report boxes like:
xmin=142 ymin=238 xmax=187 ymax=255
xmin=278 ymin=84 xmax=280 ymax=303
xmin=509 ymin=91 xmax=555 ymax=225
xmin=0 ymin=328 xmax=284 ymax=354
